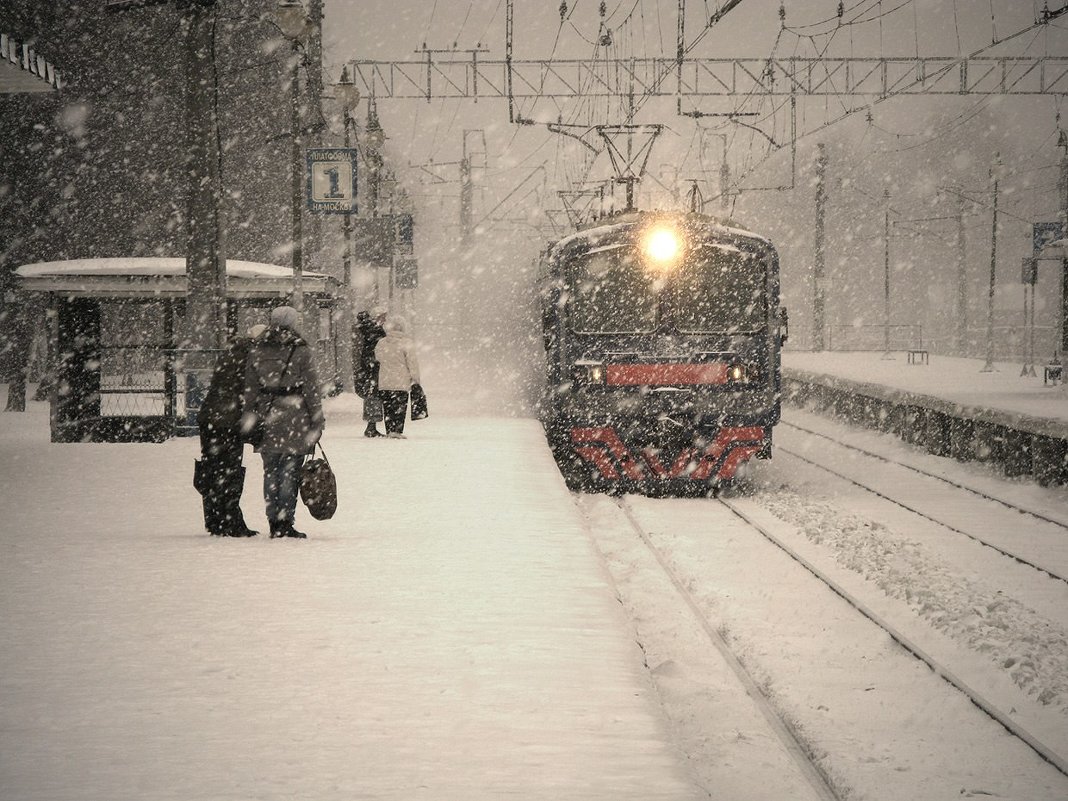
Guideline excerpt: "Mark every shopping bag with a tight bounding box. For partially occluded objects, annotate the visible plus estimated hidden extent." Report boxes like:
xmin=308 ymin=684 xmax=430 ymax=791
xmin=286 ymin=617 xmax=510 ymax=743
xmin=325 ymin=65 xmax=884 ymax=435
xmin=193 ymin=459 xmax=210 ymax=495
xmin=363 ymin=392 xmax=384 ymax=422
xmin=410 ymin=383 xmax=428 ymax=420
xmin=300 ymin=443 xmax=337 ymax=520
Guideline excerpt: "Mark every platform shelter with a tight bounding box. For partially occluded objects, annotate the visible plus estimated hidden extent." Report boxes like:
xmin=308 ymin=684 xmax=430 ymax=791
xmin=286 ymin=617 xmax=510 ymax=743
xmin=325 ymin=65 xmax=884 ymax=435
xmin=16 ymin=258 xmax=339 ymax=443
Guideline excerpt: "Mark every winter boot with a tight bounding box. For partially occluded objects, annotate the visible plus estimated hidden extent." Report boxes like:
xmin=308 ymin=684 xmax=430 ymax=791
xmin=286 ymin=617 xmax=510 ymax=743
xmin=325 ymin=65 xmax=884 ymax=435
xmin=219 ymin=466 xmax=256 ymax=536
xmin=278 ymin=522 xmax=307 ymax=539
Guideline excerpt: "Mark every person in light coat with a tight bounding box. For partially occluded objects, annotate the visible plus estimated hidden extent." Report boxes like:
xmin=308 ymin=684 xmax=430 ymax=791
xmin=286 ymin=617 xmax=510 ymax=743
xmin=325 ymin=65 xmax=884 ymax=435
xmin=373 ymin=315 xmax=420 ymax=438
xmin=240 ymin=306 xmax=325 ymax=538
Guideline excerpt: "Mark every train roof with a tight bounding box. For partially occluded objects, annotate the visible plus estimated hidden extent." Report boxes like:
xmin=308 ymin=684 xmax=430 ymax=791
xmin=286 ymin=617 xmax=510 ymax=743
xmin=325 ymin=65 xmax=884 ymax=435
xmin=549 ymin=210 xmax=772 ymax=255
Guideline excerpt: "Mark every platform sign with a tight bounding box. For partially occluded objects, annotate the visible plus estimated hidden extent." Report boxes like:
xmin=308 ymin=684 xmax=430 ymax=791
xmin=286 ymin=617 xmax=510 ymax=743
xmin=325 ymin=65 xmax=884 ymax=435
xmin=306 ymin=148 xmax=357 ymax=214
xmin=1032 ymin=221 xmax=1063 ymax=255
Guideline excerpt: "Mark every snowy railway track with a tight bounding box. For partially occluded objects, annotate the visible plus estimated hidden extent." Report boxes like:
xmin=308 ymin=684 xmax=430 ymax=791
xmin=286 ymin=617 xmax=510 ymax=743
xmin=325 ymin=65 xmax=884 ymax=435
xmin=709 ymin=495 xmax=1068 ymax=782
xmin=780 ymin=420 xmax=1068 ymax=533
xmin=581 ymin=487 xmax=1068 ymax=798
xmin=613 ymin=497 xmax=844 ymax=801
xmin=776 ymin=425 xmax=1068 ymax=587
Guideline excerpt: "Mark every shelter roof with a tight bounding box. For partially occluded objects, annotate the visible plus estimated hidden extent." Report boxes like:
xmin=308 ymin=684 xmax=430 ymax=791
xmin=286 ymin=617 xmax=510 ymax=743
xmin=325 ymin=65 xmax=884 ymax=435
xmin=16 ymin=258 xmax=337 ymax=300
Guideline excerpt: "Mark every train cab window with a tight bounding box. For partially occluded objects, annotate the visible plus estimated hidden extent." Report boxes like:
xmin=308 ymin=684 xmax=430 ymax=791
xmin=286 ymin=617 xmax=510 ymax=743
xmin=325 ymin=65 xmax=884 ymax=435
xmin=568 ymin=246 xmax=657 ymax=333
xmin=672 ymin=246 xmax=766 ymax=334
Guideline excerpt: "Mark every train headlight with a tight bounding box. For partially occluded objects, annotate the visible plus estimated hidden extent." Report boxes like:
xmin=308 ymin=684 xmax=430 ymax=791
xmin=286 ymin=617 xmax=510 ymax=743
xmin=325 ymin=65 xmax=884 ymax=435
xmin=643 ymin=227 xmax=682 ymax=269
xmin=727 ymin=362 xmax=752 ymax=384
xmin=574 ymin=362 xmax=606 ymax=386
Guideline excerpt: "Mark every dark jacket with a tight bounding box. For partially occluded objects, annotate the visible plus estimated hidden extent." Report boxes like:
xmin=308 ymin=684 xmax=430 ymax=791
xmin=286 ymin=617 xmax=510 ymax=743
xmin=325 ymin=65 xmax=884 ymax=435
xmin=198 ymin=336 xmax=257 ymax=432
xmin=241 ymin=327 xmax=325 ymax=455
xmin=353 ymin=311 xmax=386 ymax=398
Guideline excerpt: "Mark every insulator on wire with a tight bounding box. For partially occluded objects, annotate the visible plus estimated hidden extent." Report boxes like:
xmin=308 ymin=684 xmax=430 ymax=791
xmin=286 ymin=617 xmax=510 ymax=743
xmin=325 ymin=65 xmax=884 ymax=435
xmin=560 ymin=1 xmax=567 ymax=19
xmin=779 ymin=2 xmax=785 ymax=24
xmin=837 ymin=2 xmax=844 ymax=19
xmin=600 ymin=1 xmax=606 ymax=19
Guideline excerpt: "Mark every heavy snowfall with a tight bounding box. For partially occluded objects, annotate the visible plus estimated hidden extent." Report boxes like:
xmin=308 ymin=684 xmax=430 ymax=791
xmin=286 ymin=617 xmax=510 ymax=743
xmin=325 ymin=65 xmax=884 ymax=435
xmin=2 ymin=1 xmax=1068 ymax=800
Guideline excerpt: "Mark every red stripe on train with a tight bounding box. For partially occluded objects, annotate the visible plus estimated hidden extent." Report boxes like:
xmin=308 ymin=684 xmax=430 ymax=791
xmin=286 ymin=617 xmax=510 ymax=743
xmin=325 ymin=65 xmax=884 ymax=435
xmin=605 ymin=363 xmax=729 ymax=386
xmin=570 ymin=425 xmax=765 ymax=482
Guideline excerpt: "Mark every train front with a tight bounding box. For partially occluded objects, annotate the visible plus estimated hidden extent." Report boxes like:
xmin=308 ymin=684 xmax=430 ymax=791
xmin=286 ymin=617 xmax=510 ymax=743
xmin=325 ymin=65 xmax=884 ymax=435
xmin=539 ymin=212 xmax=784 ymax=494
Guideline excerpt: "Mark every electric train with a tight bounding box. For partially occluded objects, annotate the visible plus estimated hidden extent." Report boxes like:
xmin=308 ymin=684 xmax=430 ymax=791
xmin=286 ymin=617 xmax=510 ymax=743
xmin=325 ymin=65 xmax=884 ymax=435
xmin=537 ymin=210 xmax=787 ymax=494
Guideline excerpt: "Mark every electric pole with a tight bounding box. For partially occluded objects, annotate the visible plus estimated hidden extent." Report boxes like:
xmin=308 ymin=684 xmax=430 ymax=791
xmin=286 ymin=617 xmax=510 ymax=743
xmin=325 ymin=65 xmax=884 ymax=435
xmin=108 ymin=0 xmax=227 ymax=350
xmin=981 ymin=154 xmax=1001 ymax=372
xmin=813 ymin=143 xmax=827 ymax=352
xmin=883 ymin=189 xmax=892 ymax=358
xmin=1060 ymin=129 xmax=1068 ymax=360
xmin=955 ymin=191 xmax=968 ymax=354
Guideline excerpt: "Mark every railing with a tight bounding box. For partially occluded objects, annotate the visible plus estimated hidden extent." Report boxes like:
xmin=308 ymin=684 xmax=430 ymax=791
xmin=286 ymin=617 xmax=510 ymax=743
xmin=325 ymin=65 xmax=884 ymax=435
xmin=827 ymin=324 xmax=923 ymax=352
xmin=98 ymin=347 xmax=171 ymax=418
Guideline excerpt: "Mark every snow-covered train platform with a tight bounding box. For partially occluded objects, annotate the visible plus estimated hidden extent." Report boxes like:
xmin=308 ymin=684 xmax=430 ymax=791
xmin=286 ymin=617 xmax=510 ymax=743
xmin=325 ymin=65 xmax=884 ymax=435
xmin=783 ymin=351 xmax=1068 ymax=484
xmin=0 ymin=388 xmax=704 ymax=801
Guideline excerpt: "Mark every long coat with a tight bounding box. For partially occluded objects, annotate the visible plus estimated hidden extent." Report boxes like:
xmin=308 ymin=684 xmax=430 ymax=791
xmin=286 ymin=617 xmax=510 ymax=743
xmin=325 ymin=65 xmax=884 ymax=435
xmin=242 ymin=327 xmax=325 ymax=455
xmin=353 ymin=312 xmax=385 ymax=398
xmin=198 ymin=336 xmax=256 ymax=433
xmin=374 ymin=327 xmax=421 ymax=392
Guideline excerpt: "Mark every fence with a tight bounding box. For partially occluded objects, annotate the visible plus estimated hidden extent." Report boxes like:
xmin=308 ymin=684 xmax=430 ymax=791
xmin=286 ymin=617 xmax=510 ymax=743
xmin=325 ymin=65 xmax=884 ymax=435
xmin=827 ymin=324 xmax=923 ymax=352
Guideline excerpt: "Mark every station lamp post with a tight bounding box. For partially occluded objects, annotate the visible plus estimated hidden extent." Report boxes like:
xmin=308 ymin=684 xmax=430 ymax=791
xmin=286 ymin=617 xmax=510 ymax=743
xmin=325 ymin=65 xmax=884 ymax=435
xmin=335 ymin=67 xmax=361 ymax=388
xmin=364 ymin=95 xmax=387 ymax=301
xmin=275 ymin=0 xmax=311 ymax=314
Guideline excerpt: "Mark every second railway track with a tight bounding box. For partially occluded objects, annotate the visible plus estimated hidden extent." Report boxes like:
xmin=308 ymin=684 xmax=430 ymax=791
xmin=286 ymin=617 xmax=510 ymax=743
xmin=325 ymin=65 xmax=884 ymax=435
xmin=579 ymin=490 xmax=1068 ymax=799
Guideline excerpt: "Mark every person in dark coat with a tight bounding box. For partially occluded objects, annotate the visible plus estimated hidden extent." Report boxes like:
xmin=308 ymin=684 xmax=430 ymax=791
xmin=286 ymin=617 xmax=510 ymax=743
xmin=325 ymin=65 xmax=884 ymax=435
xmin=353 ymin=305 xmax=387 ymax=437
xmin=240 ymin=306 xmax=325 ymax=539
xmin=195 ymin=323 xmax=266 ymax=537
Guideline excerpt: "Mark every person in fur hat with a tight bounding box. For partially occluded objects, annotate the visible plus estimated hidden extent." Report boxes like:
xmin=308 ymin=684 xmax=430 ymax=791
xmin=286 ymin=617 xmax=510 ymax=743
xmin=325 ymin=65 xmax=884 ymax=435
xmin=240 ymin=306 xmax=325 ymax=538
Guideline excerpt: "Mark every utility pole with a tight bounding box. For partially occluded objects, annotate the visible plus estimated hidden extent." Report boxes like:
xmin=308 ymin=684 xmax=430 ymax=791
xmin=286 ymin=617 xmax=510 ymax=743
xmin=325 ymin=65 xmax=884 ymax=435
xmin=883 ymin=188 xmax=892 ymax=359
xmin=1060 ymin=129 xmax=1068 ymax=361
xmin=813 ymin=143 xmax=827 ymax=351
xmin=955 ymin=191 xmax=968 ymax=354
xmin=982 ymin=153 xmax=1001 ymax=372
xmin=182 ymin=1 xmax=226 ymax=349
xmin=460 ymin=151 xmax=473 ymax=248
xmin=720 ymin=156 xmax=730 ymax=212
xmin=108 ymin=0 xmax=226 ymax=350
xmin=288 ymin=46 xmax=305 ymax=313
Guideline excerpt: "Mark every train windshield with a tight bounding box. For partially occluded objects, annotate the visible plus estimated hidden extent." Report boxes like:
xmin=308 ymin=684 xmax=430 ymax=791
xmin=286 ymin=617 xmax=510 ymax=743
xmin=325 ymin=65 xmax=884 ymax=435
xmin=568 ymin=245 xmax=657 ymax=333
xmin=672 ymin=245 xmax=766 ymax=334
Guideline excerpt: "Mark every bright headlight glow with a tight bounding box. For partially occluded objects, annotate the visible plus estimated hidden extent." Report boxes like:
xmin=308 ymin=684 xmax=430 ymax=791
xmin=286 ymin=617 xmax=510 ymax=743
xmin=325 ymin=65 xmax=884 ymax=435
xmin=644 ymin=227 xmax=682 ymax=265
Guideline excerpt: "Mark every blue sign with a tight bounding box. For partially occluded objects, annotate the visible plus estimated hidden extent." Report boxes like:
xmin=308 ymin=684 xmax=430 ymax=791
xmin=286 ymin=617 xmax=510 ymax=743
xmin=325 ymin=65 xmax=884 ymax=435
xmin=1033 ymin=221 xmax=1064 ymax=254
xmin=307 ymin=148 xmax=357 ymax=214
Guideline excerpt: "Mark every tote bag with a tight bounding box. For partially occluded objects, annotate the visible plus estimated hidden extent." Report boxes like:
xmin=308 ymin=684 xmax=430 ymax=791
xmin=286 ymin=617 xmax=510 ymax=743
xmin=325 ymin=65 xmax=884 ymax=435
xmin=300 ymin=443 xmax=337 ymax=520
xmin=410 ymin=383 xmax=428 ymax=420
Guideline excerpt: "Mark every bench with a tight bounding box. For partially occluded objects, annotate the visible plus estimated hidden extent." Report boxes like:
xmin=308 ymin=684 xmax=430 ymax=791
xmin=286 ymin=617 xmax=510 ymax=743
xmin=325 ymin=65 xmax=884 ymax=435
xmin=1045 ymin=364 xmax=1063 ymax=386
xmin=906 ymin=349 xmax=929 ymax=365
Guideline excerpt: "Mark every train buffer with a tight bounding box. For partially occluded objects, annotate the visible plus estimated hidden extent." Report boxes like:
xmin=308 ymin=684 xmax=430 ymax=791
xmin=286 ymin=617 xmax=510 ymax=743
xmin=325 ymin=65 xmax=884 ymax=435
xmin=1045 ymin=363 xmax=1063 ymax=386
xmin=906 ymin=349 xmax=929 ymax=365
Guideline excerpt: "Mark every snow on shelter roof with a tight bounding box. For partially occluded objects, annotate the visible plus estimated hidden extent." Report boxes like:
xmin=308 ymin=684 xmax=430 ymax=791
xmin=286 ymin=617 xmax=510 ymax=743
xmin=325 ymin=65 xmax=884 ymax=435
xmin=16 ymin=258 xmax=337 ymax=299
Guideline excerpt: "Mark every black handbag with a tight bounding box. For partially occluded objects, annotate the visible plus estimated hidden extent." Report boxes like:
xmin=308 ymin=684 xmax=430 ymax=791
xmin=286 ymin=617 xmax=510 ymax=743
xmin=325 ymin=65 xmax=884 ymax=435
xmin=410 ymin=383 xmax=428 ymax=420
xmin=300 ymin=443 xmax=337 ymax=520
xmin=193 ymin=459 xmax=210 ymax=495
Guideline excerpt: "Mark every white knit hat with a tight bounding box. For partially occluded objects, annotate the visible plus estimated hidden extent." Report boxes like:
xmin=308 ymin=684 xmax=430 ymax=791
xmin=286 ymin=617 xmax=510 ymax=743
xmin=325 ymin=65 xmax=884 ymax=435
xmin=270 ymin=306 xmax=301 ymax=333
